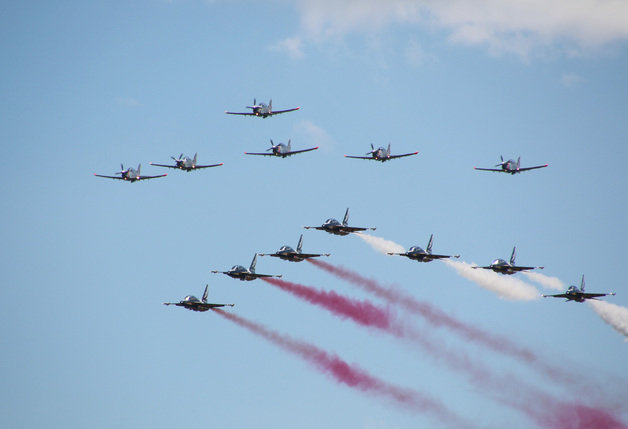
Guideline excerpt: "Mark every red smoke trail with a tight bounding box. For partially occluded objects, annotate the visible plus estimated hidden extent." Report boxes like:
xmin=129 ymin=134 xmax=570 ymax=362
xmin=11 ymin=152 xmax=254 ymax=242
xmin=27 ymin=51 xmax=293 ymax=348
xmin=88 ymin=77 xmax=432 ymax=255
xmin=211 ymin=309 xmax=471 ymax=428
xmin=307 ymin=259 xmax=573 ymax=383
xmin=261 ymin=277 xmax=400 ymax=335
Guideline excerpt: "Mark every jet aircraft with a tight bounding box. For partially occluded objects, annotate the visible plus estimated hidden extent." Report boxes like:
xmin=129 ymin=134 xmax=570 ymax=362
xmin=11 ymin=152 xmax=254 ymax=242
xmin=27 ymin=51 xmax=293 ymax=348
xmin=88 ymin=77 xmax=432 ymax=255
xmin=345 ymin=144 xmax=418 ymax=162
xmin=387 ymin=234 xmax=460 ymax=263
xmin=150 ymin=153 xmax=223 ymax=171
xmin=304 ymin=208 xmax=376 ymax=236
xmin=542 ymin=275 xmax=616 ymax=302
xmin=472 ymin=246 xmax=543 ymax=275
xmin=245 ymin=139 xmax=318 ymax=158
xmin=163 ymin=284 xmax=234 ymax=312
xmin=211 ymin=254 xmax=282 ymax=281
xmin=258 ymin=234 xmax=330 ymax=262
xmin=94 ymin=164 xmax=167 ymax=182
xmin=225 ymin=99 xmax=300 ymax=118
xmin=474 ymin=156 xmax=548 ymax=174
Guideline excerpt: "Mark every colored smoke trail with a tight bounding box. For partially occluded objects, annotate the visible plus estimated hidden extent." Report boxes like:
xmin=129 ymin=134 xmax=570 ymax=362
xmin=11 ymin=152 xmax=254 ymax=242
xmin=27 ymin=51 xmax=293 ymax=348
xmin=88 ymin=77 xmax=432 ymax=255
xmin=588 ymin=300 xmax=628 ymax=341
xmin=261 ymin=277 xmax=628 ymax=427
xmin=443 ymin=259 xmax=541 ymax=301
xmin=211 ymin=309 xmax=470 ymax=428
xmin=522 ymin=271 xmax=565 ymax=291
xmin=307 ymin=259 xmax=575 ymax=384
xmin=262 ymin=277 xmax=398 ymax=334
xmin=355 ymin=232 xmax=405 ymax=254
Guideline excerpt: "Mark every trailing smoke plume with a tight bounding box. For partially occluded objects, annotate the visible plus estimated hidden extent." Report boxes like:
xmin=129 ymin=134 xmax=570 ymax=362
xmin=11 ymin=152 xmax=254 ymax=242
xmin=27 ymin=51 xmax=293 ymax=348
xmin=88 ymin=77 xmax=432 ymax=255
xmin=443 ymin=259 xmax=541 ymax=301
xmin=355 ymin=232 xmax=405 ymax=254
xmin=307 ymin=259 xmax=575 ymax=385
xmin=211 ymin=309 xmax=470 ymax=428
xmin=522 ymin=271 xmax=565 ymax=291
xmin=259 ymin=278 xmax=628 ymax=428
xmin=588 ymin=300 xmax=628 ymax=341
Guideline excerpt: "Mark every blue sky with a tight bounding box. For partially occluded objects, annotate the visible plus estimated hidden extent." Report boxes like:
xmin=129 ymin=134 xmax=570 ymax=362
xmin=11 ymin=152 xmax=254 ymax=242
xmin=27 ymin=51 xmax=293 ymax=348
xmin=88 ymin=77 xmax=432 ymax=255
xmin=2 ymin=1 xmax=628 ymax=428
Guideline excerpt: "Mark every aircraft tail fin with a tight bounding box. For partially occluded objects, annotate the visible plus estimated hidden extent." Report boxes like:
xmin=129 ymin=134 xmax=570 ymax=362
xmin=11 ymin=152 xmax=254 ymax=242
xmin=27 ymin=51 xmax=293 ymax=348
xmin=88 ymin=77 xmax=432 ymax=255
xmin=426 ymin=234 xmax=434 ymax=254
xmin=287 ymin=139 xmax=291 ymax=152
xmin=517 ymin=157 xmax=521 ymax=170
xmin=250 ymin=254 xmax=258 ymax=273
xmin=193 ymin=153 xmax=198 ymax=166
xmin=297 ymin=234 xmax=303 ymax=253
xmin=137 ymin=164 xmax=141 ymax=175
xmin=581 ymin=275 xmax=586 ymax=292
xmin=387 ymin=143 xmax=391 ymax=157
xmin=202 ymin=284 xmax=209 ymax=303
xmin=269 ymin=99 xmax=272 ymax=113
xmin=342 ymin=208 xmax=350 ymax=226
xmin=510 ymin=246 xmax=517 ymax=265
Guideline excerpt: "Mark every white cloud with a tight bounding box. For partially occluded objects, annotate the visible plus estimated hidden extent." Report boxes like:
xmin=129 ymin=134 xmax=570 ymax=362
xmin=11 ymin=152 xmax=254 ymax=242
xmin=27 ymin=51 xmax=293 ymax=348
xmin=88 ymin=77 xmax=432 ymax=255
xmin=292 ymin=120 xmax=334 ymax=152
xmin=289 ymin=0 xmax=628 ymax=57
xmin=560 ymin=72 xmax=584 ymax=87
xmin=268 ymin=36 xmax=305 ymax=59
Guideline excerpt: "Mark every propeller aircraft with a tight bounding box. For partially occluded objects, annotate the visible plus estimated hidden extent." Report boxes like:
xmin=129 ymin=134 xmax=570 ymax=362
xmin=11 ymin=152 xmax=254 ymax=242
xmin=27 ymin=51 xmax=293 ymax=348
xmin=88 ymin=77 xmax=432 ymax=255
xmin=345 ymin=144 xmax=418 ymax=162
xmin=150 ymin=153 xmax=223 ymax=171
xmin=245 ymin=139 xmax=318 ymax=158
xmin=94 ymin=164 xmax=167 ymax=182
xmin=474 ymin=156 xmax=548 ymax=174
xmin=225 ymin=99 xmax=300 ymax=118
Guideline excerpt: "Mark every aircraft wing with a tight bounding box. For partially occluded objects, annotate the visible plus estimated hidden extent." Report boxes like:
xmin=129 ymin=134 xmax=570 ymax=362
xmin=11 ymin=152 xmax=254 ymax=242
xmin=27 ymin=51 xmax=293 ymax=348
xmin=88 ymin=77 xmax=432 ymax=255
xmin=199 ymin=303 xmax=235 ymax=309
xmin=225 ymin=111 xmax=255 ymax=116
xmin=270 ymin=107 xmax=300 ymax=115
xmin=471 ymin=266 xmax=493 ymax=270
xmin=298 ymin=253 xmax=330 ymax=258
xmin=388 ymin=151 xmax=419 ymax=160
xmin=149 ymin=163 xmax=178 ymax=169
xmin=542 ymin=293 xmax=570 ymax=299
xmin=284 ymin=147 xmax=319 ymax=156
xmin=345 ymin=155 xmax=375 ymax=160
xmin=581 ymin=292 xmax=615 ymax=299
xmin=341 ymin=226 xmax=376 ymax=233
xmin=194 ymin=163 xmax=224 ymax=169
xmin=304 ymin=226 xmax=326 ymax=231
xmin=138 ymin=174 xmax=167 ymax=181
xmin=429 ymin=253 xmax=458 ymax=260
xmin=474 ymin=167 xmax=504 ymax=172
xmin=244 ymin=152 xmax=276 ymax=157
xmin=510 ymin=265 xmax=542 ymax=272
xmin=386 ymin=252 xmax=407 ymax=256
xmin=253 ymin=273 xmax=282 ymax=278
xmin=94 ymin=174 xmax=124 ymax=180
xmin=518 ymin=164 xmax=549 ymax=172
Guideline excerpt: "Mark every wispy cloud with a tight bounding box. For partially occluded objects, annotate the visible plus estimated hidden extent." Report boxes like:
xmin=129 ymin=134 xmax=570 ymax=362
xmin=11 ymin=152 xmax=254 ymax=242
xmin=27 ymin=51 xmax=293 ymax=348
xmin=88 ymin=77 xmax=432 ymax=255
xmin=560 ymin=73 xmax=584 ymax=87
xmin=292 ymin=120 xmax=334 ymax=151
xmin=285 ymin=0 xmax=628 ymax=58
xmin=268 ymin=36 xmax=305 ymax=59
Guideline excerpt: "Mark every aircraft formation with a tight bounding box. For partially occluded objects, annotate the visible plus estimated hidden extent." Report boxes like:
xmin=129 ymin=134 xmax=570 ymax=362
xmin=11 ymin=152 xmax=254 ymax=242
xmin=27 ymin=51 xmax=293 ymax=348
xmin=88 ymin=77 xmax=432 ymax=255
xmin=94 ymin=98 xmax=615 ymax=312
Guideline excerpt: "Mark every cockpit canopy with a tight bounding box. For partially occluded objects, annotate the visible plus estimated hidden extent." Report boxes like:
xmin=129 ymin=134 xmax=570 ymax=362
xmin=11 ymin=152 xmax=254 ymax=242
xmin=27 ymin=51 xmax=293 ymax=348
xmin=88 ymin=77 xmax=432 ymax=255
xmin=567 ymin=286 xmax=578 ymax=293
xmin=408 ymin=246 xmax=425 ymax=254
xmin=183 ymin=295 xmax=200 ymax=303
xmin=324 ymin=218 xmax=340 ymax=226
xmin=279 ymin=245 xmax=295 ymax=253
xmin=231 ymin=265 xmax=246 ymax=272
xmin=491 ymin=258 xmax=508 ymax=266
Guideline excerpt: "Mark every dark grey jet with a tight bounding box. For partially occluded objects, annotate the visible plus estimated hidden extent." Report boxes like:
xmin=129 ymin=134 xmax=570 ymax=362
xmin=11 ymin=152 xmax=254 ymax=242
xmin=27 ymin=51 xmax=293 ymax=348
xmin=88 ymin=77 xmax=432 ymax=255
xmin=150 ymin=153 xmax=223 ymax=171
xmin=542 ymin=275 xmax=615 ymax=302
xmin=259 ymin=234 xmax=330 ymax=262
xmin=225 ymin=99 xmax=300 ymax=118
xmin=345 ymin=144 xmax=418 ymax=162
xmin=304 ymin=208 xmax=376 ymax=236
xmin=163 ymin=284 xmax=234 ymax=312
xmin=211 ymin=254 xmax=282 ymax=281
xmin=245 ymin=139 xmax=318 ymax=158
xmin=472 ymin=246 xmax=543 ymax=275
xmin=94 ymin=163 xmax=167 ymax=182
xmin=474 ymin=156 xmax=548 ymax=174
xmin=387 ymin=234 xmax=460 ymax=263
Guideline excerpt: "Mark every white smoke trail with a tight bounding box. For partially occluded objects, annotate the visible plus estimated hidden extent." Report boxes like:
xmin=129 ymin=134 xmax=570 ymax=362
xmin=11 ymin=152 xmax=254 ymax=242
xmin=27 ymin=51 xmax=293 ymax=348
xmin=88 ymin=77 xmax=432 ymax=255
xmin=522 ymin=271 xmax=565 ymax=291
xmin=443 ymin=260 xmax=541 ymax=301
xmin=356 ymin=233 xmax=405 ymax=255
xmin=587 ymin=300 xmax=628 ymax=341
